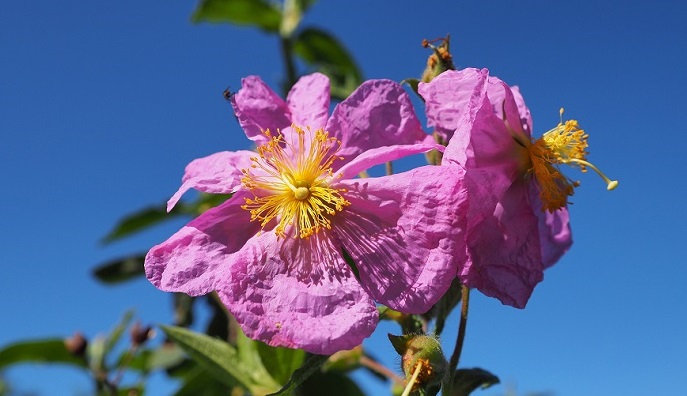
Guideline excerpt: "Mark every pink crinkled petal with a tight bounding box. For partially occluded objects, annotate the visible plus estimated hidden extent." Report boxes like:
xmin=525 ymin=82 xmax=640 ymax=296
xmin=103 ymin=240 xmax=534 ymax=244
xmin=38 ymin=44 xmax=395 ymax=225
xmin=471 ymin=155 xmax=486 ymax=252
xmin=232 ymin=76 xmax=292 ymax=144
xmin=337 ymin=141 xmax=442 ymax=180
xmin=460 ymin=180 xmax=543 ymax=308
xmin=419 ymin=68 xmax=489 ymax=141
xmin=286 ymin=73 xmax=330 ymax=130
xmin=335 ymin=165 xmax=468 ymax=314
xmin=510 ymin=86 xmax=533 ymax=135
xmin=443 ymin=90 xmax=517 ymax=225
xmin=326 ymin=79 xmax=429 ymax=164
xmin=146 ymin=190 xmax=261 ymax=297
xmin=167 ymin=150 xmax=254 ymax=212
xmin=484 ymin=77 xmax=528 ymax=136
xmin=529 ymin=184 xmax=573 ymax=268
xmin=217 ymin=230 xmax=378 ymax=355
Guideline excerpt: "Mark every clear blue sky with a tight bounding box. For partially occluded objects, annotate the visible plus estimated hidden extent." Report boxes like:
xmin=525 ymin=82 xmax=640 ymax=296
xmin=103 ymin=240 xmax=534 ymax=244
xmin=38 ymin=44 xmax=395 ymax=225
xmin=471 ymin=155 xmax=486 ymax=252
xmin=1 ymin=1 xmax=685 ymax=395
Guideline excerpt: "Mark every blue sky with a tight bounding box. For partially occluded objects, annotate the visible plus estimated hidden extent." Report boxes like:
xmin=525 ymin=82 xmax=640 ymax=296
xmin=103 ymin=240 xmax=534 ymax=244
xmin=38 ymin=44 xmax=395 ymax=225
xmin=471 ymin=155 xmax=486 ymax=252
xmin=1 ymin=1 xmax=685 ymax=395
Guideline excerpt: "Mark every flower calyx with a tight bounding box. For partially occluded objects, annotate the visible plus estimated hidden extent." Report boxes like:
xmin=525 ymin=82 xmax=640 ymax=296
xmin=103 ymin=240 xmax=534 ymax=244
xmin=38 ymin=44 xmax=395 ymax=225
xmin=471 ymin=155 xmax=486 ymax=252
xmin=389 ymin=334 xmax=448 ymax=395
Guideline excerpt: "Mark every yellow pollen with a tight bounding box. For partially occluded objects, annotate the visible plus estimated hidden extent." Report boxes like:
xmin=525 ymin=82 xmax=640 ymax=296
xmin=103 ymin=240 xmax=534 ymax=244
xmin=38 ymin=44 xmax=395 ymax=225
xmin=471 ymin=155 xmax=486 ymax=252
xmin=523 ymin=108 xmax=618 ymax=212
xmin=240 ymin=125 xmax=350 ymax=239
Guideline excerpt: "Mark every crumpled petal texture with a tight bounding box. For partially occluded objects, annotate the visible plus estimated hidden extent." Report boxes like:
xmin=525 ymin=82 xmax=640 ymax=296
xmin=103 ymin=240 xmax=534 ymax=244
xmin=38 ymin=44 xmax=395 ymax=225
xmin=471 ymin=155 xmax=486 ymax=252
xmin=421 ymin=68 xmax=572 ymax=308
xmin=335 ymin=165 xmax=467 ymax=313
xmin=146 ymin=73 xmax=467 ymax=354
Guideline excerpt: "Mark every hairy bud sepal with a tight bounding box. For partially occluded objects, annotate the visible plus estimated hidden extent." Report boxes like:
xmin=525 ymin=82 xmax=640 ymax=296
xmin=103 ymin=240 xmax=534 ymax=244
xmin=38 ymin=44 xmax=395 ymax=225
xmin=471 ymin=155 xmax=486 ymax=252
xmin=388 ymin=334 xmax=448 ymax=394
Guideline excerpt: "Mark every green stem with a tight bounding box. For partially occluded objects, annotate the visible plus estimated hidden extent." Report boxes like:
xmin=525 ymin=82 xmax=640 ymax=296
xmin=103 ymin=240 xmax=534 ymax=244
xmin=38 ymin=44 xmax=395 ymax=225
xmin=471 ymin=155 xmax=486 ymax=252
xmin=280 ymin=36 xmax=298 ymax=94
xmin=448 ymin=285 xmax=470 ymax=373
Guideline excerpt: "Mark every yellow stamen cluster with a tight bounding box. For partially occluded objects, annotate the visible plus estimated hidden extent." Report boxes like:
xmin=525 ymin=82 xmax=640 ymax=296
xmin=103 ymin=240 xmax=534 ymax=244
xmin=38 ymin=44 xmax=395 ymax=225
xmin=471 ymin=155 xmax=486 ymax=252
xmin=241 ymin=126 xmax=350 ymax=239
xmin=522 ymin=109 xmax=618 ymax=212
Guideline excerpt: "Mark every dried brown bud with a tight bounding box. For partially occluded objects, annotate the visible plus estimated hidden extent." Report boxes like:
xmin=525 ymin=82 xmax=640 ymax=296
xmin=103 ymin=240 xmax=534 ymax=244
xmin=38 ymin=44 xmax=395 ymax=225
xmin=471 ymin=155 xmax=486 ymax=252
xmin=130 ymin=322 xmax=155 ymax=346
xmin=64 ymin=332 xmax=88 ymax=357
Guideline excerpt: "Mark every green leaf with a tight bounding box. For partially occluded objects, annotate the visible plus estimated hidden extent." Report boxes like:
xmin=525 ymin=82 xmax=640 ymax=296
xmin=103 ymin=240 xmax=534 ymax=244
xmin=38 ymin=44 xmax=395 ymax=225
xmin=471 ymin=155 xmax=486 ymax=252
xmin=0 ymin=339 xmax=88 ymax=369
xmin=126 ymin=343 xmax=186 ymax=373
xmin=191 ymin=0 xmax=282 ymax=32
xmin=401 ymin=78 xmax=422 ymax=100
xmin=267 ymin=354 xmax=329 ymax=395
xmin=105 ymin=310 xmax=134 ymax=355
xmin=447 ymin=368 xmax=500 ymax=396
xmin=298 ymin=370 xmax=365 ymax=396
xmin=234 ymin=327 xmax=287 ymax=390
xmin=102 ymin=203 xmax=183 ymax=243
xmin=92 ymin=254 xmax=146 ymax=284
xmin=256 ymin=342 xmax=306 ymax=385
xmin=161 ymin=325 xmax=280 ymax=395
xmin=427 ymin=277 xmax=463 ymax=336
xmin=293 ymin=27 xmax=363 ymax=99
xmin=174 ymin=367 xmax=232 ymax=396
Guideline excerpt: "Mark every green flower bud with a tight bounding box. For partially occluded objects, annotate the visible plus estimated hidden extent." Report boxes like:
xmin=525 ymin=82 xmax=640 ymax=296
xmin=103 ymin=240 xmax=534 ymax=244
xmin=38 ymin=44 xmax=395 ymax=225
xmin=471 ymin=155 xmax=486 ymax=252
xmin=388 ymin=334 xmax=448 ymax=392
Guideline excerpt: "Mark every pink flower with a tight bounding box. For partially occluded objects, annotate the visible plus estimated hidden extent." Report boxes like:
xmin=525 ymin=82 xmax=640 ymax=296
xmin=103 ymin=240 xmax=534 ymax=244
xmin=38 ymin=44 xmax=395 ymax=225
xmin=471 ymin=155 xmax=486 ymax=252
xmin=420 ymin=68 xmax=617 ymax=308
xmin=146 ymin=73 xmax=468 ymax=354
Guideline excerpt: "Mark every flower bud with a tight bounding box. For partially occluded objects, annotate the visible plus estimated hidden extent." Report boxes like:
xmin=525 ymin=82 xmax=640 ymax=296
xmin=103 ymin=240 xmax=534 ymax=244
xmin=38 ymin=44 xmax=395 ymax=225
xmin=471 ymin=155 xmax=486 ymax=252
xmin=420 ymin=35 xmax=455 ymax=83
xmin=64 ymin=332 xmax=88 ymax=357
xmin=388 ymin=334 xmax=448 ymax=391
xmin=130 ymin=322 xmax=155 ymax=347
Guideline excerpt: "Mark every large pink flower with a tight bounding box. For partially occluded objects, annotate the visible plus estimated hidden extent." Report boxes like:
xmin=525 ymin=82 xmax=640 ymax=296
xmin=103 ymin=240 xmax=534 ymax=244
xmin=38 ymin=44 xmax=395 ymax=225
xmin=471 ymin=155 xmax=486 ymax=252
xmin=146 ymin=73 xmax=468 ymax=354
xmin=420 ymin=68 xmax=616 ymax=308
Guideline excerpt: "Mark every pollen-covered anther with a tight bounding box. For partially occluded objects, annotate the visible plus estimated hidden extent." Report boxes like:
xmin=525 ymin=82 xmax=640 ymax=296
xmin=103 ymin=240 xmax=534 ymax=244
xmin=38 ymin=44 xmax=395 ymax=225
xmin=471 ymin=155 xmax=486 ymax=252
xmin=241 ymin=126 xmax=350 ymax=239
xmin=527 ymin=109 xmax=618 ymax=212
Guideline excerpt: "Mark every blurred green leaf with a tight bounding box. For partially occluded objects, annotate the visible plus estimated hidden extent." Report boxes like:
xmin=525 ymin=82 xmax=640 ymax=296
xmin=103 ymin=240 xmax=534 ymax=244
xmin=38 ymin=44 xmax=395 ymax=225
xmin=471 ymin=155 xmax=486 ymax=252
xmin=293 ymin=27 xmax=362 ymax=99
xmin=191 ymin=0 xmax=282 ymax=32
xmin=256 ymin=342 xmax=306 ymax=385
xmin=298 ymin=370 xmax=365 ymax=396
xmin=0 ymin=339 xmax=88 ymax=369
xmin=102 ymin=193 xmax=231 ymax=245
xmin=267 ymin=354 xmax=329 ymax=395
xmin=102 ymin=204 xmax=183 ymax=243
xmin=174 ymin=367 xmax=232 ymax=396
xmin=92 ymin=254 xmax=145 ymax=284
xmin=105 ymin=310 xmax=134 ymax=355
xmin=126 ymin=343 xmax=186 ymax=372
xmin=161 ymin=325 xmax=280 ymax=395
xmin=447 ymin=368 xmax=499 ymax=396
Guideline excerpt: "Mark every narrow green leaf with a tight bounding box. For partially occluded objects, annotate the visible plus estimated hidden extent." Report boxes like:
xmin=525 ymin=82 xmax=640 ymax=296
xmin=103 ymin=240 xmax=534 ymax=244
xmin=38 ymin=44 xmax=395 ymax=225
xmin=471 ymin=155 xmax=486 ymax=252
xmin=191 ymin=0 xmax=282 ymax=32
xmin=267 ymin=354 xmax=330 ymax=396
xmin=105 ymin=310 xmax=134 ymax=355
xmin=293 ymin=27 xmax=363 ymax=99
xmin=92 ymin=254 xmax=146 ymax=284
xmin=448 ymin=368 xmax=500 ymax=396
xmin=401 ymin=78 xmax=422 ymax=100
xmin=0 ymin=339 xmax=88 ymax=369
xmin=102 ymin=204 xmax=183 ymax=243
xmin=161 ymin=325 xmax=280 ymax=395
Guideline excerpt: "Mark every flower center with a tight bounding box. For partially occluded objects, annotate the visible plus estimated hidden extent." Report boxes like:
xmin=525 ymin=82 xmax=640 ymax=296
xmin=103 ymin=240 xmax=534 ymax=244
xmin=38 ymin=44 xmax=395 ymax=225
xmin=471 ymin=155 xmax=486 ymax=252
xmin=515 ymin=109 xmax=618 ymax=212
xmin=241 ymin=125 xmax=350 ymax=239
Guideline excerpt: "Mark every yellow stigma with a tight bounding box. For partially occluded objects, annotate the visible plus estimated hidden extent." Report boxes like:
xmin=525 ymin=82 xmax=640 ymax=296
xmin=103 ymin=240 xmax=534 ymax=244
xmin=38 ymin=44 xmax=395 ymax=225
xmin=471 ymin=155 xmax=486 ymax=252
xmin=240 ymin=125 xmax=350 ymax=239
xmin=523 ymin=108 xmax=618 ymax=212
